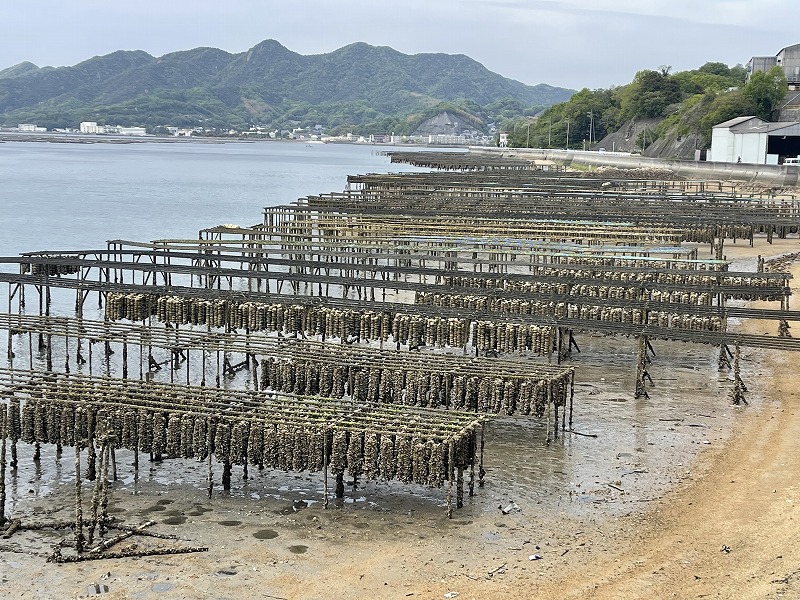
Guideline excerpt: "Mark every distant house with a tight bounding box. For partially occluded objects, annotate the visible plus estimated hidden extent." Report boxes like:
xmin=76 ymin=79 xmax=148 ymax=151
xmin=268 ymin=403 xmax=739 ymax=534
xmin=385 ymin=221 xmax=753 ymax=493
xmin=499 ymin=132 xmax=509 ymax=148
xmin=17 ymin=124 xmax=46 ymax=132
xmin=80 ymin=121 xmax=105 ymax=134
xmin=748 ymin=43 xmax=800 ymax=88
xmin=710 ymin=115 xmax=800 ymax=164
xmin=428 ymin=134 xmax=467 ymax=146
xmin=118 ymin=126 xmax=147 ymax=136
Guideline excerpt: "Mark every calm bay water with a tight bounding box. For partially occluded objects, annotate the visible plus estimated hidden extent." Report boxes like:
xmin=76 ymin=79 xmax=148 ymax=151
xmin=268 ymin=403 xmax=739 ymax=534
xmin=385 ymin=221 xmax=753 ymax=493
xmin=0 ymin=139 xmax=425 ymax=256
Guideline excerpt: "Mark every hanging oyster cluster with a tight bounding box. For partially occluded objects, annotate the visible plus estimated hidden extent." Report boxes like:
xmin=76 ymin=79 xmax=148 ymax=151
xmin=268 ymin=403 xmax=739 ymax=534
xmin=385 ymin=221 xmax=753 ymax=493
xmin=258 ymin=357 xmax=565 ymax=416
xmin=441 ymin=269 xmax=783 ymax=302
xmin=417 ymin=291 xmax=724 ymax=332
xmin=105 ymin=292 xmax=553 ymax=356
xmin=22 ymin=257 xmax=81 ymax=277
xmin=3 ymin=372 xmax=482 ymax=490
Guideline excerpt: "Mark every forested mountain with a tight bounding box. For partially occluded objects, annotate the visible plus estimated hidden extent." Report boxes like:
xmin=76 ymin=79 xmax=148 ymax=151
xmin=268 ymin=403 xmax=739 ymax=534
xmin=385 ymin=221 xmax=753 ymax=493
xmin=0 ymin=40 xmax=574 ymax=133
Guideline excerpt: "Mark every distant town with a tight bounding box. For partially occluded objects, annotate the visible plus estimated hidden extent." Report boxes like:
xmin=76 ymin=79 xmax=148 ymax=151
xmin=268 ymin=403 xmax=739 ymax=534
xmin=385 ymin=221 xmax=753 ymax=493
xmin=3 ymin=120 xmax=497 ymax=146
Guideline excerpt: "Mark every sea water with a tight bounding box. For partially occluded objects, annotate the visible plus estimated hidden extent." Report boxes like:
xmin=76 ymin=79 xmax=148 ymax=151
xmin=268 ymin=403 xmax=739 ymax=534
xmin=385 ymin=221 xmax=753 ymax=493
xmin=0 ymin=139 xmax=425 ymax=255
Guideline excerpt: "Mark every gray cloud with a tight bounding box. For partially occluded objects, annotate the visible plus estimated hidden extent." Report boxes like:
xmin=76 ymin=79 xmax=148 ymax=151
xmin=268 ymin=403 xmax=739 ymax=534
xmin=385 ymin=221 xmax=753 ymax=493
xmin=1 ymin=0 xmax=797 ymax=89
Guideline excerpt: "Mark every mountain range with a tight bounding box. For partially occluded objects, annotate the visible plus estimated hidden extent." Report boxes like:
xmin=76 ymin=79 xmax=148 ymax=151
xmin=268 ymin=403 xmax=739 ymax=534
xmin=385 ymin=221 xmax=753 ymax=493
xmin=0 ymin=40 xmax=574 ymax=134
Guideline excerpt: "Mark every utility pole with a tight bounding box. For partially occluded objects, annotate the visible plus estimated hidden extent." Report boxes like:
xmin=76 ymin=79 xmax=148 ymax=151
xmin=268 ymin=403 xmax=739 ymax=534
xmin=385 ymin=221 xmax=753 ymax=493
xmin=587 ymin=111 xmax=594 ymax=148
xmin=565 ymin=119 xmax=570 ymax=149
xmin=548 ymin=115 xmax=552 ymax=147
xmin=526 ymin=122 xmax=531 ymax=148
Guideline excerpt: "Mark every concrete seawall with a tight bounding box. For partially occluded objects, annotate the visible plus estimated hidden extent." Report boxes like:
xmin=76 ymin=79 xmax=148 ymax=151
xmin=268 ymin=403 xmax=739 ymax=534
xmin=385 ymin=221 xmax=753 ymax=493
xmin=470 ymin=148 xmax=800 ymax=187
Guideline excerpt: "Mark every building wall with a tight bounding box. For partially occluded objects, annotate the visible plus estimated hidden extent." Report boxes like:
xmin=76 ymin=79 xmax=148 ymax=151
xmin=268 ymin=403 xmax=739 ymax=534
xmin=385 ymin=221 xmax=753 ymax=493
xmin=704 ymin=128 xmax=771 ymax=164
xmin=118 ymin=127 xmax=147 ymax=136
xmin=748 ymin=56 xmax=778 ymax=80
xmin=710 ymin=127 xmax=736 ymax=163
xmin=777 ymin=44 xmax=800 ymax=84
xmin=739 ymin=132 xmax=768 ymax=163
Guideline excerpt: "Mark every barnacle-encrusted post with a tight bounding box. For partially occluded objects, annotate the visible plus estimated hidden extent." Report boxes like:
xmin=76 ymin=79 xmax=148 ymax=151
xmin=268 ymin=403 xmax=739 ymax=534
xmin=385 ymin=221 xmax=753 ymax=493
xmin=74 ymin=437 xmax=85 ymax=553
xmin=0 ymin=404 xmax=7 ymax=527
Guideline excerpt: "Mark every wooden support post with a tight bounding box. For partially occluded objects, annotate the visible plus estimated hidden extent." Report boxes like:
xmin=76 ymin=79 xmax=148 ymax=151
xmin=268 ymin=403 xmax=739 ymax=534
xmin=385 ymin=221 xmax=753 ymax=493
xmin=323 ymin=431 xmax=329 ymax=509
xmin=447 ymin=440 xmax=455 ymax=518
xmin=207 ymin=418 xmax=214 ymax=499
xmin=634 ymin=335 xmax=650 ymax=399
xmin=478 ymin=423 xmax=485 ymax=488
xmin=718 ymin=345 xmax=731 ymax=370
xmin=554 ymin=403 xmax=560 ymax=440
xmin=456 ymin=466 xmax=464 ymax=509
xmin=468 ymin=457 xmax=475 ymax=497
xmin=730 ymin=344 xmax=748 ymax=405
xmin=122 ymin=342 xmax=128 ymax=379
xmin=222 ymin=462 xmax=232 ymax=490
xmin=86 ymin=410 xmax=96 ymax=481
xmin=9 ymin=399 xmax=18 ymax=470
xmin=74 ymin=440 xmax=84 ymax=554
xmin=100 ymin=442 xmax=111 ymax=536
xmin=0 ymin=405 xmax=7 ymax=527
xmin=46 ymin=334 xmax=52 ymax=371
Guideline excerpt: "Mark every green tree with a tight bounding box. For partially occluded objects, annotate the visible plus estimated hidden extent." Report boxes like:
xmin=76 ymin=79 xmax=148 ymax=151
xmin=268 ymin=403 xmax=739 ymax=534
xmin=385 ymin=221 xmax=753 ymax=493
xmin=617 ymin=69 xmax=682 ymax=121
xmin=698 ymin=62 xmax=732 ymax=77
xmin=743 ymin=66 xmax=787 ymax=119
xmin=698 ymin=90 xmax=757 ymax=144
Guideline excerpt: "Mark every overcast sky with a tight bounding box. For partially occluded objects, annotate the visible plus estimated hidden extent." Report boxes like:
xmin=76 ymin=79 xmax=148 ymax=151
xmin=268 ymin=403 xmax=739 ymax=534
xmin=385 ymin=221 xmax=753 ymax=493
xmin=1 ymin=0 xmax=797 ymax=90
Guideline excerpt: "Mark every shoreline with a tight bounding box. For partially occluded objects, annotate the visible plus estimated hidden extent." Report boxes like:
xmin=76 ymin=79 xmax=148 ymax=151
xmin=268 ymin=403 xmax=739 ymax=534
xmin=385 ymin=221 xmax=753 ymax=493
xmin=0 ymin=132 xmax=472 ymax=149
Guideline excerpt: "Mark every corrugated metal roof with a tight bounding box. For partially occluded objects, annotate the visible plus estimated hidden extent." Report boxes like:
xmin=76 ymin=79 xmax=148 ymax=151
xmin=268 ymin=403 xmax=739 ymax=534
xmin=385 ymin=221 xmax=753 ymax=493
xmin=730 ymin=121 xmax=800 ymax=134
xmin=713 ymin=116 xmax=760 ymax=129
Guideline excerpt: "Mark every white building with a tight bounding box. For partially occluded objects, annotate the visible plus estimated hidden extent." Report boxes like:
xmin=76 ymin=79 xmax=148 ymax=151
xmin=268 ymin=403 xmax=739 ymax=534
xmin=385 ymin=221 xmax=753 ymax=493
xmin=710 ymin=116 xmax=800 ymax=164
xmin=748 ymin=43 xmax=800 ymax=88
xmin=428 ymin=134 xmax=467 ymax=145
xmin=80 ymin=121 xmax=104 ymax=134
xmin=17 ymin=123 xmax=46 ymax=132
xmin=117 ymin=126 xmax=147 ymax=136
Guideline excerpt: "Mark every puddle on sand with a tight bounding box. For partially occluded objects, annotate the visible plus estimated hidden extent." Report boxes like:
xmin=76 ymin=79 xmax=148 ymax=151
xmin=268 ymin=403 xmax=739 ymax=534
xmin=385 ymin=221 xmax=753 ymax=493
xmin=253 ymin=529 xmax=279 ymax=540
xmin=288 ymin=545 xmax=308 ymax=554
xmin=163 ymin=516 xmax=187 ymax=525
xmin=217 ymin=520 xmax=242 ymax=527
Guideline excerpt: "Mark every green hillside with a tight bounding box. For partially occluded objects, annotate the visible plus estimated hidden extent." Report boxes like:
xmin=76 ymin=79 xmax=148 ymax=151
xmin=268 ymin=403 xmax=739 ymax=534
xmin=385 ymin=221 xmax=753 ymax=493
xmin=505 ymin=62 xmax=788 ymax=158
xmin=0 ymin=40 xmax=574 ymax=133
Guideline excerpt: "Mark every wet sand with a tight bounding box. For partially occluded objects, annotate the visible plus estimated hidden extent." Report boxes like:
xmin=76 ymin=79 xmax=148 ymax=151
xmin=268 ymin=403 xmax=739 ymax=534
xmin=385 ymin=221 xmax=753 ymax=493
xmin=1 ymin=238 xmax=799 ymax=599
